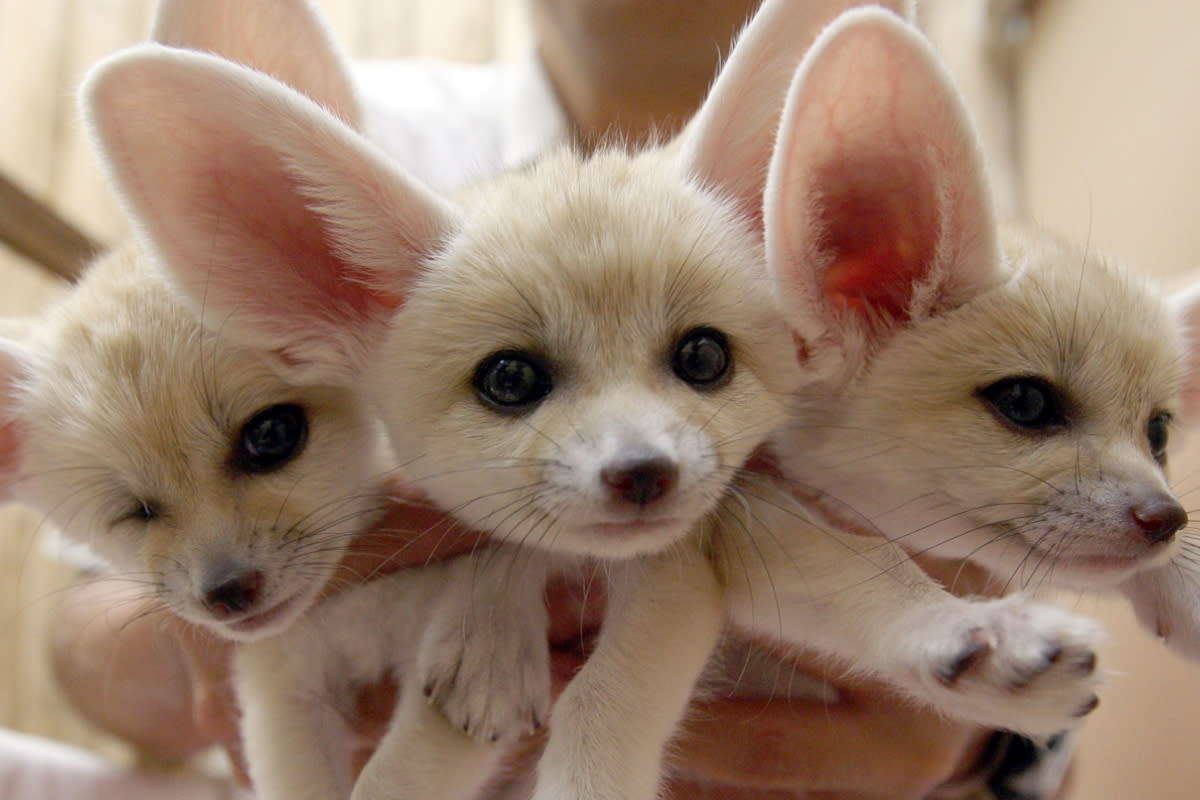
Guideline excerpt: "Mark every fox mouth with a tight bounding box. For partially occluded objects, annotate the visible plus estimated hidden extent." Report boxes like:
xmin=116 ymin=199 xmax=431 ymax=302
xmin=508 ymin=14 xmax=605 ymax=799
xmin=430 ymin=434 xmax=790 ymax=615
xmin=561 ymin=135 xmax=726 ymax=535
xmin=1026 ymin=542 xmax=1173 ymax=582
xmin=570 ymin=516 xmax=690 ymax=558
xmin=585 ymin=517 xmax=682 ymax=536
xmin=1059 ymin=550 xmax=1167 ymax=572
xmin=223 ymin=591 xmax=308 ymax=637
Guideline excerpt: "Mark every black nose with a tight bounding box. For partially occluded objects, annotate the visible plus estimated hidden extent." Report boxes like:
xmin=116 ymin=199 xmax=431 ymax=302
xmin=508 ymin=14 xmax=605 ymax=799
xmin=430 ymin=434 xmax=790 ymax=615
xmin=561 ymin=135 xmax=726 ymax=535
xmin=1129 ymin=494 xmax=1188 ymax=544
xmin=201 ymin=568 xmax=264 ymax=618
xmin=601 ymin=455 xmax=679 ymax=507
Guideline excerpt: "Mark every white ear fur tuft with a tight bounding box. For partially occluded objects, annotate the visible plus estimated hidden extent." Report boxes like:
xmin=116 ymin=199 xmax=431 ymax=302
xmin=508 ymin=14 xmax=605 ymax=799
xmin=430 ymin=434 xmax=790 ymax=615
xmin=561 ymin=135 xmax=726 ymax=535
xmin=80 ymin=45 xmax=459 ymax=385
xmin=677 ymin=0 xmax=914 ymax=226
xmin=151 ymin=0 xmax=363 ymax=129
xmin=1171 ymin=278 xmax=1200 ymax=419
xmin=765 ymin=7 xmax=1003 ymax=371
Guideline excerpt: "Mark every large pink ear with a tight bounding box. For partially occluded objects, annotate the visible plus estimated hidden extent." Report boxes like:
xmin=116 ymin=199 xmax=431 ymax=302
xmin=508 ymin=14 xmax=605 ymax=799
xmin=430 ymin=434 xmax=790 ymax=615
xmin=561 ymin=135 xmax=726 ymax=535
xmin=676 ymin=0 xmax=914 ymax=225
xmin=150 ymin=0 xmax=362 ymax=130
xmin=1172 ymin=280 xmax=1200 ymax=420
xmin=766 ymin=8 xmax=1003 ymax=371
xmin=80 ymin=45 xmax=458 ymax=384
xmin=0 ymin=338 xmax=30 ymax=501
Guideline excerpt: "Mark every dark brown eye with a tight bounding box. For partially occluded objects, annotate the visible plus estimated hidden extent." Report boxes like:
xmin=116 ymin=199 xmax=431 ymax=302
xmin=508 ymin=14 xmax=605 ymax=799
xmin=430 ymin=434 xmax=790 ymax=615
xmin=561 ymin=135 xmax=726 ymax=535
xmin=235 ymin=404 xmax=308 ymax=473
xmin=474 ymin=351 xmax=552 ymax=411
xmin=979 ymin=377 xmax=1066 ymax=431
xmin=672 ymin=327 xmax=731 ymax=388
xmin=1148 ymin=412 xmax=1171 ymax=464
xmin=118 ymin=499 xmax=161 ymax=525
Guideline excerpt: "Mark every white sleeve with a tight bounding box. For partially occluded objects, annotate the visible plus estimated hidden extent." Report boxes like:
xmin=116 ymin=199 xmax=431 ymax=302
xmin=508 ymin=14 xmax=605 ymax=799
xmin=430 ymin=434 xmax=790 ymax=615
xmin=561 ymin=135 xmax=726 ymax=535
xmin=0 ymin=728 xmax=247 ymax=800
xmin=352 ymin=50 xmax=567 ymax=194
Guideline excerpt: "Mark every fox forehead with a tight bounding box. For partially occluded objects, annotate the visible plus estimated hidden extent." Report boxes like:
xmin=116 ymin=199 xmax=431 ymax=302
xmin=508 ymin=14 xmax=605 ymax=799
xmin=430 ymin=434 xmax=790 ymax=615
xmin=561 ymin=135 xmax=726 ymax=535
xmin=16 ymin=253 xmax=297 ymax=497
xmin=395 ymin=147 xmax=783 ymax=379
xmin=868 ymin=231 xmax=1184 ymax=434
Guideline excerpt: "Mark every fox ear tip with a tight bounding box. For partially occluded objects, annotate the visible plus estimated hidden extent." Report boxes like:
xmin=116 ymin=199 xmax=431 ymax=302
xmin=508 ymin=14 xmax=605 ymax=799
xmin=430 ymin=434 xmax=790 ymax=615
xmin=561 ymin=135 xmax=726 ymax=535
xmin=764 ymin=3 xmax=1000 ymax=346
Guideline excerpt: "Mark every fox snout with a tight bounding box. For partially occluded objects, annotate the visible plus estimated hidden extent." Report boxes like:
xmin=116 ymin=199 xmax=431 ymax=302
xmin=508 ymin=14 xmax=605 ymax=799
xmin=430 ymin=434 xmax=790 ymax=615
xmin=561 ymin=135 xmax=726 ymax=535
xmin=200 ymin=562 xmax=265 ymax=619
xmin=200 ymin=563 xmax=264 ymax=618
xmin=1129 ymin=492 xmax=1188 ymax=544
xmin=601 ymin=449 xmax=679 ymax=507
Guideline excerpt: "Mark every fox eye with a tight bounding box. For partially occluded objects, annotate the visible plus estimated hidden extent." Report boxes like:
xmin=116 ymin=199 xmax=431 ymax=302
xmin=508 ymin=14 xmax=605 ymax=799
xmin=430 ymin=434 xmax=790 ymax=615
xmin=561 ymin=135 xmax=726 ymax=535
xmin=1148 ymin=412 xmax=1171 ymax=464
xmin=235 ymin=403 xmax=308 ymax=474
xmin=672 ymin=327 xmax=731 ymax=388
xmin=474 ymin=351 xmax=552 ymax=411
xmin=117 ymin=499 xmax=161 ymax=525
xmin=979 ymin=377 xmax=1066 ymax=431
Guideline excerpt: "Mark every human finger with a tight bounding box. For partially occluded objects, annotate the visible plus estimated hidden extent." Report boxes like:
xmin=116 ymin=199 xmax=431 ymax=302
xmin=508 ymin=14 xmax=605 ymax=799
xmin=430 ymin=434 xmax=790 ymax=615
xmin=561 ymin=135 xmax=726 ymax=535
xmin=166 ymin=617 xmax=251 ymax=786
xmin=670 ymin=669 xmax=992 ymax=799
xmin=325 ymin=481 xmax=491 ymax=595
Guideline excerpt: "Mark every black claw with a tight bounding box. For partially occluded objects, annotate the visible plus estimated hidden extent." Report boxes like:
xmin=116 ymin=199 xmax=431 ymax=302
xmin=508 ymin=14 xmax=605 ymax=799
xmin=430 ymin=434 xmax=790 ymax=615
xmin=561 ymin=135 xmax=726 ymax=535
xmin=1011 ymin=647 xmax=1060 ymax=690
xmin=1076 ymin=651 xmax=1097 ymax=675
xmin=1073 ymin=695 xmax=1100 ymax=718
xmin=940 ymin=632 xmax=989 ymax=685
xmin=422 ymin=682 xmax=435 ymax=698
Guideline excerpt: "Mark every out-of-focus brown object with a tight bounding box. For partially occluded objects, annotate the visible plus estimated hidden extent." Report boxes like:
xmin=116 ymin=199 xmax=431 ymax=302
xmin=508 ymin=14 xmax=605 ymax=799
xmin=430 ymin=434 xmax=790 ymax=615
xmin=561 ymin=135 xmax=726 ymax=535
xmin=0 ymin=171 xmax=97 ymax=281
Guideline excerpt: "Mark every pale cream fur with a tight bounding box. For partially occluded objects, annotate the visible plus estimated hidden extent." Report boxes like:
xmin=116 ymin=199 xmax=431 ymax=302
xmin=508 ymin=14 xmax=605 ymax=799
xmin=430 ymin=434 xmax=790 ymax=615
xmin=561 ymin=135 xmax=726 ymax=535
xmin=0 ymin=3 xmax=371 ymax=635
xmin=0 ymin=244 xmax=387 ymax=640
xmin=70 ymin=6 xmax=1119 ymax=800
xmin=0 ymin=4 xmax=505 ymax=799
xmin=782 ymin=223 xmax=1189 ymax=576
xmin=764 ymin=14 xmax=1200 ymax=668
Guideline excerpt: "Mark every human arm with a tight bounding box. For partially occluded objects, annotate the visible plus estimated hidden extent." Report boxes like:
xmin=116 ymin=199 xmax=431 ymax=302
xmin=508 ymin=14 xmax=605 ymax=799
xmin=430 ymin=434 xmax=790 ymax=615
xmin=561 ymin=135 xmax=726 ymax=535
xmin=50 ymin=485 xmax=1007 ymax=799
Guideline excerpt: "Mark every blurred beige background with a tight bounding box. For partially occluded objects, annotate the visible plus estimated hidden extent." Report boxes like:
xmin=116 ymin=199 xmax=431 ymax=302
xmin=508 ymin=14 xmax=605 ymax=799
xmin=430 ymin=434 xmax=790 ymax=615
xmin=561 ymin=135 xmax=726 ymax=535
xmin=1020 ymin=2 xmax=1200 ymax=798
xmin=1 ymin=1 xmax=1198 ymax=798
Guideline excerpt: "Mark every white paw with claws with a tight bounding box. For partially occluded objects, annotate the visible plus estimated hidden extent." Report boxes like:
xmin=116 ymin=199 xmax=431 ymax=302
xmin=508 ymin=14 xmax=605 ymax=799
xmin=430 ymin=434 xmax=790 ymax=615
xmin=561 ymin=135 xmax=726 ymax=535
xmin=417 ymin=570 xmax=551 ymax=742
xmin=899 ymin=594 xmax=1103 ymax=736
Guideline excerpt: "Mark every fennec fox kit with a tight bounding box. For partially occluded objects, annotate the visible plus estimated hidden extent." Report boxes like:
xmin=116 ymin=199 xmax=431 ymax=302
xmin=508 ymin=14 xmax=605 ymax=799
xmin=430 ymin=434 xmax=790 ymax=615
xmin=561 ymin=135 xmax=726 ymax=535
xmin=0 ymin=0 xmax=376 ymax=642
xmin=760 ymin=0 xmax=1200 ymax=666
xmin=81 ymin=5 xmax=1105 ymax=799
xmin=751 ymin=11 xmax=1200 ymax=798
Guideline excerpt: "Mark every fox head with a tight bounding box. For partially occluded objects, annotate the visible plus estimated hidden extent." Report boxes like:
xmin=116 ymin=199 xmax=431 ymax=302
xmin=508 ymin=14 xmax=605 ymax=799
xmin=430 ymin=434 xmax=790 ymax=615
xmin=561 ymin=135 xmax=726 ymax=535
xmin=77 ymin=0 xmax=912 ymax=561
xmin=758 ymin=8 xmax=1200 ymax=591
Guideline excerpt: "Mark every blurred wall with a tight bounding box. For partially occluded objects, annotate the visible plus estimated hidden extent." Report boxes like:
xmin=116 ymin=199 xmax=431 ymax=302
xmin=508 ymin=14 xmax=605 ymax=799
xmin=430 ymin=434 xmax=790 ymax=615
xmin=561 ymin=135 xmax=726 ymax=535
xmin=1021 ymin=2 xmax=1200 ymax=798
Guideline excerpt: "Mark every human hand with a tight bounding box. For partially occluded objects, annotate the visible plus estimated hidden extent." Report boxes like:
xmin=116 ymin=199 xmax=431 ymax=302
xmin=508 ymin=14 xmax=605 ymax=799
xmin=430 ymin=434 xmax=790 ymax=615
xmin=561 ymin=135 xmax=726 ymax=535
xmin=173 ymin=477 xmax=1002 ymax=798
xmin=663 ymin=663 xmax=995 ymax=800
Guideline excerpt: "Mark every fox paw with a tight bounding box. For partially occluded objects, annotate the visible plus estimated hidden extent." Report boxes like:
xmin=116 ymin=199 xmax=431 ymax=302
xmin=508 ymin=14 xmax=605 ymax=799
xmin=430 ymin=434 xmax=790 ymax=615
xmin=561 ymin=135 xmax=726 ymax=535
xmin=908 ymin=595 xmax=1102 ymax=735
xmin=417 ymin=588 xmax=550 ymax=742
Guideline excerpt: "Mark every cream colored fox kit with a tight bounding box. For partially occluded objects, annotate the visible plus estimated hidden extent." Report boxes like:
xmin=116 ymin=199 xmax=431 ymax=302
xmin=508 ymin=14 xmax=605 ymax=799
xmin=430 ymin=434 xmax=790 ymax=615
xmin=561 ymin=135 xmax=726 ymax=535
xmin=758 ymin=4 xmax=1200 ymax=665
xmin=0 ymin=0 xmax=381 ymax=643
xmin=0 ymin=2 xmax=529 ymax=798
xmin=0 ymin=244 xmax=391 ymax=640
xmin=78 ymin=5 xmax=1112 ymax=800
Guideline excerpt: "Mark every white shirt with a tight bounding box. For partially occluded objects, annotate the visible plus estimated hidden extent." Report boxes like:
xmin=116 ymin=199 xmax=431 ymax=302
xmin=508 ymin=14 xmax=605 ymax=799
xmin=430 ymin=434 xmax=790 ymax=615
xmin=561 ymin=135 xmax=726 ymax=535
xmin=353 ymin=51 xmax=567 ymax=194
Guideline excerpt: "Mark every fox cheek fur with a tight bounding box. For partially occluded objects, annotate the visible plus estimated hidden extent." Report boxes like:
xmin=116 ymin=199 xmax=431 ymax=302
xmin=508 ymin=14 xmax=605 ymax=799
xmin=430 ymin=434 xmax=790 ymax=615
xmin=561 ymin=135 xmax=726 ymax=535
xmin=0 ymin=256 xmax=387 ymax=641
xmin=785 ymin=227 xmax=1194 ymax=589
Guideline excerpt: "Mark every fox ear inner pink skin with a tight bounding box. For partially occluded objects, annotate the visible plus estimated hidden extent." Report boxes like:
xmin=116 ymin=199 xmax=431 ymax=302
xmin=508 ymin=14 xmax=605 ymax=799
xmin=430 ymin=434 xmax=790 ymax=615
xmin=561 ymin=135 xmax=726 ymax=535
xmin=763 ymin=9 xmax=1002 ymax=377
xmin=81 ymin=45 xmax=459 ymax=385
xmin=0 ymin=339 xmax=29 ymax=501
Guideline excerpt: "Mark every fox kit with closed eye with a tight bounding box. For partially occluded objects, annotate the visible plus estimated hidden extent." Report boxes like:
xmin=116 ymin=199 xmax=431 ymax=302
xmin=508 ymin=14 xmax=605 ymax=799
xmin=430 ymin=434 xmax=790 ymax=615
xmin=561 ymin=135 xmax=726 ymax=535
xmin=0 ymin=1 xmax=381 ymax=643
xmin=0 ymin=3 xmax=501 ymax=799
xmin=81 ymin=5 xmax=1112 ymax=800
